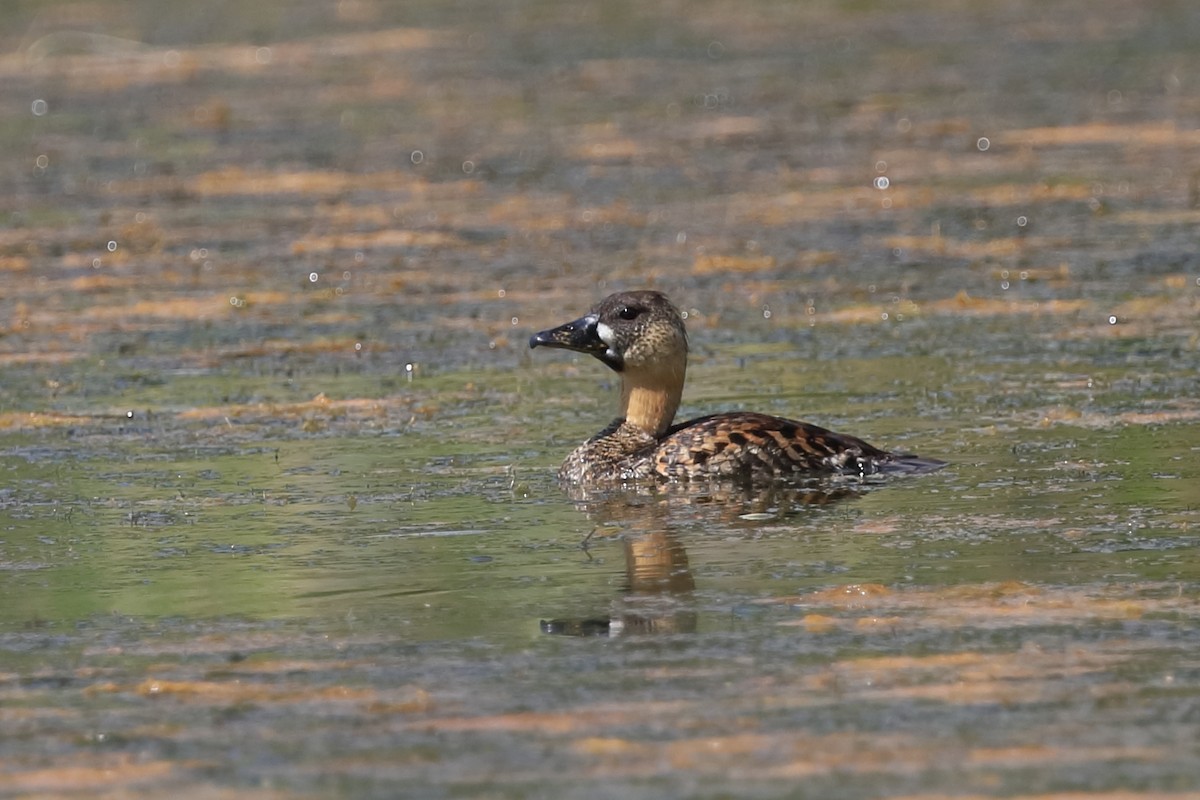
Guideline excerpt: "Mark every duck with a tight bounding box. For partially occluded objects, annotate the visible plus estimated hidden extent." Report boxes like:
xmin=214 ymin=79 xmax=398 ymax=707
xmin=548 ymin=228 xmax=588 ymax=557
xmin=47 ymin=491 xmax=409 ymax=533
xmin=529 ymin=290 xmax=946 ymax=484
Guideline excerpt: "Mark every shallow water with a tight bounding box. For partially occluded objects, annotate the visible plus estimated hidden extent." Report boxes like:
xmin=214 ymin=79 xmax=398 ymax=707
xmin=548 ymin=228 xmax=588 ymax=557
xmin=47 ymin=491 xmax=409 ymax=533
xmin=3 ymin=0 xmax=1200 ymax=797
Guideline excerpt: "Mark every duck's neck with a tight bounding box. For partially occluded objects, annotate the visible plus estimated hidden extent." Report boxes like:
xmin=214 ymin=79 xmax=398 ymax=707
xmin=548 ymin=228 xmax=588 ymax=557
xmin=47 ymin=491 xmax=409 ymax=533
xmin=619 ymin=362 xmax=685 ymax=438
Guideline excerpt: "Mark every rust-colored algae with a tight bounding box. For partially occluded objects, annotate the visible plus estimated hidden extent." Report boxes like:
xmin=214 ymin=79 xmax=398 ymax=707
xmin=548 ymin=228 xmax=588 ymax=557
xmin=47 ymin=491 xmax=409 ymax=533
xmin=892 ymin=794 xmax=1200 ymax=800
xmin=798 ymin=613 xmax=839 ymax=633
xmin=0 ymin=411 xmax=109 ymax=429
xmin=565 ymin=729 xmax=1182 ymax=783
xmin=997 ymin=121 xmax=1200 ymax=148
xmin=5 ymin=755 xmax=177 ymax=792
xmin=137 ymin=677 xmax=375 ymax=704
xmin=693 ymin=254 xmax=777 ymax=274
xmin=410 ymin=702 xmax=687 ymax=734
xmin=807 ymin=583 xmax=893 ymax=604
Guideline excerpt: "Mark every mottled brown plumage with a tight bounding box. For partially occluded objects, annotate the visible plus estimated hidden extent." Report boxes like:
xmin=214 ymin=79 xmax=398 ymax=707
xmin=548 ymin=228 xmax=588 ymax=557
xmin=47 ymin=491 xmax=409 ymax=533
xmin=530 ymin=290 xmax=945 ymax=484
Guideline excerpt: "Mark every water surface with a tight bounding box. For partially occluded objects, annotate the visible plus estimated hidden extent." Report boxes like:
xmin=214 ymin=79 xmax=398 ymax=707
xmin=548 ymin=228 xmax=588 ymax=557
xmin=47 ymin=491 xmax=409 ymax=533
xmin=2 ymin=0 xmax=1200 ymax=797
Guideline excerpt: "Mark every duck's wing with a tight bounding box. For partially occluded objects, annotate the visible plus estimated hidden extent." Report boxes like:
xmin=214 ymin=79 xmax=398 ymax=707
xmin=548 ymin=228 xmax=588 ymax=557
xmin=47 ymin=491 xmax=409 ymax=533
xmin=655 ymin=412 xmax=945 ymax=480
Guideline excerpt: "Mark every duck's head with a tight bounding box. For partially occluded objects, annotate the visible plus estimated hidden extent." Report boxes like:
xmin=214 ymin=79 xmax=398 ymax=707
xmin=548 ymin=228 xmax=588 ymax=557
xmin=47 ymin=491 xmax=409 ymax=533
xmin=529 ymin=290 xmax=688 ymax=374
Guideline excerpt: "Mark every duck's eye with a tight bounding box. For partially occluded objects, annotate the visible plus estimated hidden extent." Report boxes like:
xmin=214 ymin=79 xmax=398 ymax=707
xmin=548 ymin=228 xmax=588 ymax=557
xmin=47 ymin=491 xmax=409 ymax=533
xmin=618 ymin=306 xmax=641 ymax=321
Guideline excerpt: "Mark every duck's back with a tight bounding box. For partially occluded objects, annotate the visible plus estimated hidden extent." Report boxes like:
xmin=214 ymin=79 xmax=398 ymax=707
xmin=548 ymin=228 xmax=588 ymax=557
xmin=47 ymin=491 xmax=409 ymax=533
xmin=653 ymin=412 xmax=944 ymax=481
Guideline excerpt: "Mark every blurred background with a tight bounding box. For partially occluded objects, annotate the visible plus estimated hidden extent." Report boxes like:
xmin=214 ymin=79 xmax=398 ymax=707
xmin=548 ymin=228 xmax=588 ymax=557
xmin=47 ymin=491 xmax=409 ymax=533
xmin=4 ymin=0 xmax=1198 ymax=385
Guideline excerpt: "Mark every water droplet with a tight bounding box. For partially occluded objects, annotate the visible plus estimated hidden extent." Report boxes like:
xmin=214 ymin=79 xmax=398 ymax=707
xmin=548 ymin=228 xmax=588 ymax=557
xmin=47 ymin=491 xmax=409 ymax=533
xmin=880 ymin=312 xmax=889 ymax=321
xmin=354 ymin=251 xmax=364 ymax=263
xmin=410 ymin=150 xmax=424 ymax=164
xmin=92 ymin=258 xmax=102 ymax=269
xmin=511 ymin=316 xmax=519 ymax=325
xmin=255 ymin=47 xmax=272 ymax=64
xmin=875 ymin=160 xmax=887 ymax=173
xmin=308 ymin=272 xmax=319 ymax=283
xmin=125 ymin=410 xmax=134 ymax=419
xmin=1108 ymin=315 xmax=1118 ymax=325
xmin=976 ymin=137 xmax=990 ymax=151
xmin=462 ymin=160 xmax=475 ymax=173
xmin=31 ymin=99 xmax=47 ymax=116
xmin=1016 ymin=215 xmax=1028 ymax=227
xmin=706 ymin=40 xmax=724 ymax=59
xmin=873 ymin=176 xmax=890 ymax=190
xmin=762 ymin=308 xmax=771 ymax=319
xmin=342 ymin=270 xmax=352 ymax=280
xmin=1001 ymin=281 xmax=1010 ymax=290
xmin=107 ymin=241 xmax=117 ymax=252
xmin=497 ymin=288 xmax=506 ymax=298
xmin=354 ymin=342 xmax=362 ymax=351
xmin=35 ymin=154 xmax=48 ymax=169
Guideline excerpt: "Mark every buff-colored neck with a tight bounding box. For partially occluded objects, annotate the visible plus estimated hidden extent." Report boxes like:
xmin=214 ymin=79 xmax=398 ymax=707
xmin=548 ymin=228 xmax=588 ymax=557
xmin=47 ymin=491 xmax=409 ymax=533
xmin=619 ymin=361 xmax=685 ymax=438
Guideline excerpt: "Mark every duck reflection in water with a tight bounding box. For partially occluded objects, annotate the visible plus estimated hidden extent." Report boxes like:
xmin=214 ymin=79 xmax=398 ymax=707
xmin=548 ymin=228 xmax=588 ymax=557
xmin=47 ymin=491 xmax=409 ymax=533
xmin=540 ymin=481 xmax=859 ymax=637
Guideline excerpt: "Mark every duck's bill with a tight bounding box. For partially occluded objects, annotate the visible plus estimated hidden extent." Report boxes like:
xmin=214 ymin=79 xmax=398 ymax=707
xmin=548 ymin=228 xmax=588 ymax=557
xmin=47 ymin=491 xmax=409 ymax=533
xmin=529 ymin=313 xmax=624 ymax=370
xmin=528 ymin=313 xmax=605 ymax=354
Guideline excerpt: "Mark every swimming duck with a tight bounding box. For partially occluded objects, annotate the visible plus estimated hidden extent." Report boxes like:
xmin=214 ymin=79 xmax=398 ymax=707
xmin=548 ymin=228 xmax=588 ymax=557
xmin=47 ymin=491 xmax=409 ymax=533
xmin=529 ymin=290 xmax=946 ymax=484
